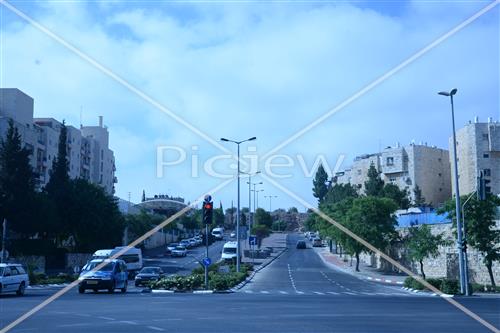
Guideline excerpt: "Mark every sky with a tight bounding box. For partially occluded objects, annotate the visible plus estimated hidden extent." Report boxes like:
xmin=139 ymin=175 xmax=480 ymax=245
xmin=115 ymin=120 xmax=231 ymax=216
xmin=0 ymin=0 xmax=499 ymax=212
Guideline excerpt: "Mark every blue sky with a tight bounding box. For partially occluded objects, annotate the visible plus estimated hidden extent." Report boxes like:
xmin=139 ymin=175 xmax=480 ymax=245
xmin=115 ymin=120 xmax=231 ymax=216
xmin=1 ymin=1 xmax=499 ymax=211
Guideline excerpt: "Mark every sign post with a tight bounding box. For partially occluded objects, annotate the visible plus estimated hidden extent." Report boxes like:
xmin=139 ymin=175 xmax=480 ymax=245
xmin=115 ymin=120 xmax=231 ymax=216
xmin=203 ymin=195 xmax=213 ymax=290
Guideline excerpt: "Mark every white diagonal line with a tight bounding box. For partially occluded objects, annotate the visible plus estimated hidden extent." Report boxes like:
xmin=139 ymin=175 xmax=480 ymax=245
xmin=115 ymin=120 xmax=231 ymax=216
xmin=0 ymin=0 xmax=233 ymax=156
xmin=260 ymin=173 xmax=500 ymax=333
xmin=0 ymin=178 xmax=234 ymax=333
xmin=261 ymin=0 xmax=499 ymax=161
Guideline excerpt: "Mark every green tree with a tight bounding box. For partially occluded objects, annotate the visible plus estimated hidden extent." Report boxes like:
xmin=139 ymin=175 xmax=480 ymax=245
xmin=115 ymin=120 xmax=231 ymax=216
xmin=0 ymin=120 xmax=39 ymax=236
xmin=382 ymin=183 xmax=410 ymax=210
xmin=288 ymin=207 xmax=298 ymax=214
xmin=413 ymin=185 xmax=426 ymax=207
xmin=66 ymin=179 xmax=124 ymax=252
xmin=313 ymin=164 xmax=329 ymax=204
xmin=323 ymin=183 xmax=359 ymax=206
xmin=254 ymin=208 xmax=272 ymax=228
xmin=341 ymin=197 xmax=397 ymax=271
xmin=364 ymin=163 xmax=384 ymax=196
xmin=406 ymin=224 xmax=447 ymax=279
xmin=44 ymin=121 xmax=72 ymax=245
xmin=251 ymin=224 xmax=270 ymax=248
xmin=272 ymin=220 xmax=287 ymax=232
xmin=439 ymin=195 xmax=500 ymax=287
xmin=214 ymin=205 xmax=225 ymax=227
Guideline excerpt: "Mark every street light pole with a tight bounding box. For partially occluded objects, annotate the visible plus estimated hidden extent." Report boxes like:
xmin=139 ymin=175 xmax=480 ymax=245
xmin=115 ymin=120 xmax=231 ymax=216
xmin=264 ymin=195 xmax=277 ymax=213
xmin=256 ymin=189 xmax=264 ymax=210
xmin=439 ymin=88 xmax=465 ymax=294
xmin=221 ymin=136 xmax=256 ymax=273
xmin=1 ymin=219 xmax=6 ymax=263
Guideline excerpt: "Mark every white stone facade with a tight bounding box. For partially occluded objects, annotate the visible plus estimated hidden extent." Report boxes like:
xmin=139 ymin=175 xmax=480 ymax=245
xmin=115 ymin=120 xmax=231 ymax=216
xmin=450 ymin=118 xmax=500 ymax=196
xmin=0 ymin=88 xmax=117 ymax=194
xmin=335 ymin=144 xmax=452 ymax=206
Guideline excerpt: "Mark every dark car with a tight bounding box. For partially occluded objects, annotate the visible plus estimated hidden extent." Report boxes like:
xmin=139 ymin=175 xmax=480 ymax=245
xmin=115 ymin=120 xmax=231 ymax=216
xmin=78 ymin=259 xmax=128 ymax=294
xmin=296 ymin=240 xmax=307 ymax=249
xmin=134 ymin=267 xmax=164 ymax=287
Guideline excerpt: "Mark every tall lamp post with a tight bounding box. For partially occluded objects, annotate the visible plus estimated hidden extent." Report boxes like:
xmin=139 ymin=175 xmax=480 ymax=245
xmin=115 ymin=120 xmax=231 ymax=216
xmin=264 ymin=195 xmax=277 ymax=213
xmin=221 ymin=136 xmax=256 ymax=273
xmin=438 ymin=88 xmax=466 ymax=295
xmin=244 ymin=174 xmax=261 ymax=235
xmin=255 ymin=189 xmax=264 ymax=210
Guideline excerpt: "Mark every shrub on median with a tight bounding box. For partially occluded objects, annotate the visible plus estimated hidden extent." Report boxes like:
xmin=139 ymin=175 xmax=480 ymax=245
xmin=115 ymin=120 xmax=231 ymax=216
xmin=403 ymin=277 xmax=461 ymax=294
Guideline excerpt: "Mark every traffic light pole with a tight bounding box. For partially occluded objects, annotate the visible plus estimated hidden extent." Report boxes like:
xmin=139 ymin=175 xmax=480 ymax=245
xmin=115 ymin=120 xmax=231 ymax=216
xmin=205 ymin=223 xmax=209 ymax=290
xmin=461 ymin=191 xmax=477 ymax=296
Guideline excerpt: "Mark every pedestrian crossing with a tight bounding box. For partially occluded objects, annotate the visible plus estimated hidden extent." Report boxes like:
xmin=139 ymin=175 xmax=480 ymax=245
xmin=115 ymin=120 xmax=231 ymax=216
xmin=239 ymin=289 xmax=428 ymax=297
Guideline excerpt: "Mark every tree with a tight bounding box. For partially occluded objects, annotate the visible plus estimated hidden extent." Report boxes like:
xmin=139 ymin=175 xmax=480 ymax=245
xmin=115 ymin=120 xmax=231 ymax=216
xmin=0 ymin=120 xmax=39 ymax=236
xmin=287 ymin=207 xmax=298 ymax=214
xmin=141 ymin=190 xmax=146 ymax=202
xmin=406 ymin=224 xmax=446 ymax=279
xmin=439 ymin=195 xmax=500 ymax=287
xmin=251 ymin=224 xmax=270 ymax=248
xmin=413 ymin=185 xmax=426 ymax=207
xmin=382 ymin=183 xmax=410 ymax=210
xmin=66 ymin=179 xmax=124 ymax=252
xmin=313 ymin=164 xmax=329 ymax=204
xmin=254 ymin=208 xmax=272 ymax=228
xmin=44 ymin=121 xmax=72 ymax=244
xmin=364 ymin=163 xmax=384 ymax=196
xmin=323 ymin=183 xmax=358 ymax=206
xmin=341 ymin=197 xmax=398 ymax=271
xmin=213 ymin=205 xmax=225 ymax=227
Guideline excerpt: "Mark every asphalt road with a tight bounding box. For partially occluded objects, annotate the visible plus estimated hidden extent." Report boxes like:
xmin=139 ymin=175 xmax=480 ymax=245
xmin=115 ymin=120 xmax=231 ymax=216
xmin=143 ymin=238 xmax=226 ymax=275
xmin=0 ymin=233 xmax=498 ymax=333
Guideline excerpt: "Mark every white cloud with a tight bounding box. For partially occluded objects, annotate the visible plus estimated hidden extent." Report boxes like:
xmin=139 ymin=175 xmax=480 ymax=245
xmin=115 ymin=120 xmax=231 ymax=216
xmin=1 ymin=2 xmax=498 ymax=209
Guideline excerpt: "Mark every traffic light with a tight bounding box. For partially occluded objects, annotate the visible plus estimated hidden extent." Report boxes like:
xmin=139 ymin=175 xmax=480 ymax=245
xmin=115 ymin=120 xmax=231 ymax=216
xmin=203 ymin=201 xmax=213 ymax=225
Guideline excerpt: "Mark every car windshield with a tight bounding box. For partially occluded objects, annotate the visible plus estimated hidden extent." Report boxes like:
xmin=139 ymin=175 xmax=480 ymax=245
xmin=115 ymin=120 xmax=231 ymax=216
xmin=140 ymin=268 xmax=160 ymax=274
xmin=0 ymin=267 xmax=4 ymax=276
xmin=83 ymin=262 xmax=114 ymax=272
xmin=223 ymin=248 xmax=237 ymax=254
xmin=169 ymin=243 xmax=178 ymax=247
xmin=175 ymin=246 xmax=185 ymax=250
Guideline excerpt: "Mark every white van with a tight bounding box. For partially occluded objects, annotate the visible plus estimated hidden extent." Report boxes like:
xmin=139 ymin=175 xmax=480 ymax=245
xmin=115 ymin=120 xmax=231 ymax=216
xmin=221 ymin=241 xmax=240 ymax=263
xmin=92 ymin=246 xmax=143 ymax=274
xmin=211 ymin=227 xmax=224 ymax=240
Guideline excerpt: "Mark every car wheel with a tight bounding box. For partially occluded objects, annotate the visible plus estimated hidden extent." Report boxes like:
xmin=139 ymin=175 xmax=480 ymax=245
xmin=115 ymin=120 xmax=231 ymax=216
xmin=78 ymin=286 xmax=85 ymax=294
xmin=108 ymin=281 xmax=115 ymax=294
xmin=121 ymin=281 xmax=127 ymax=293
xmin=16 ymin=282 xmax=25 ymax=296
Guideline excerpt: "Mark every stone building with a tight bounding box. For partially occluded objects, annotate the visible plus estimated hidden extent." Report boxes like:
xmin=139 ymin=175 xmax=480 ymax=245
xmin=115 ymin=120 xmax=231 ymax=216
xmin=451 ymin=117 xmax=500 ymax=196
xmin=0 ymin=88 xmax=117 ymax=194
xmin=335 ymin=143 xmax=451 ymax=206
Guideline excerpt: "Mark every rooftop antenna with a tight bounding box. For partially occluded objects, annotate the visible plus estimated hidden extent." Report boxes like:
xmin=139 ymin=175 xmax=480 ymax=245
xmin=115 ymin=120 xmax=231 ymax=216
xmin=79 ymin=106 xmax=83 ymax=128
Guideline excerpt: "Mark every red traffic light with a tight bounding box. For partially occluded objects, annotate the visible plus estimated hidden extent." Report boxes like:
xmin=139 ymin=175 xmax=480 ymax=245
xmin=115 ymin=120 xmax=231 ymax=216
xmin=204 ymin=203 xmax=213 ymax=210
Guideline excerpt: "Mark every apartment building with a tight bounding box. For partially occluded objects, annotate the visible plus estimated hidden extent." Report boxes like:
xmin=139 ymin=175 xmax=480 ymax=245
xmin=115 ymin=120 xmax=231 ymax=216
xmin=335 ymin=143 xmax=451 ymax=206
xmin=0 ymin=88 xmax=116 ymax=194
xmin=451 ymin=117 xmax=500 ymax=196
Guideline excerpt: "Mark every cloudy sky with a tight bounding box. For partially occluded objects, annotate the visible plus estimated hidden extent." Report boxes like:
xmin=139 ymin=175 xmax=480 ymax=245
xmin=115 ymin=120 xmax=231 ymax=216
xmin=1 ymin=1 xmax=499 ymax=211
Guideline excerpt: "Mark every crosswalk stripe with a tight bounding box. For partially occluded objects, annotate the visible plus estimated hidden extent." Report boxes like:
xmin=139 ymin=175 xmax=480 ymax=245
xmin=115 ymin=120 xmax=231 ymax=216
xmin=260 ymin=291 xmax=270 ymax=294
xmin=296 ymin=291 xmax=304 ymax=294
xmin=313 ymin=292 xmax=325 ymax=295
xmin=279 ymin=291 xmax=288 ymax=294
xmin=342 ymin=292 xmax=357 ymax=295
xmin=327 ymin=291 xmax=340 ymax=295
xmin=244 ymin=290 xmax=254 ymax=294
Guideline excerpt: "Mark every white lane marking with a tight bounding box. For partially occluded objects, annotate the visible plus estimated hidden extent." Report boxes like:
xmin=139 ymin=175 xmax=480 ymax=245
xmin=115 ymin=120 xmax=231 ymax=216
xmin=327 ymin=291 xmax=340 ymax=295
xmin=279 ymin=291 xmax=288 ymax=294
xmin=260 ymin=291 xmax=270 ymax=294
xmin=147 ymin=326 xmax=165 ymax=331
xmin=296 ymin=291 xmax=305 ymax=294
xmin=244 ymin=290 xmax=254 ymax=294
xmin=313 ymin=292 xmax=325 ymax=295
xmin=343 ymin=292 xmax=358 ymax=295
xmin=98 ymin=316 xmax=115 ymax=321
xmin=119 ymin=321 xmax=139 ymax=325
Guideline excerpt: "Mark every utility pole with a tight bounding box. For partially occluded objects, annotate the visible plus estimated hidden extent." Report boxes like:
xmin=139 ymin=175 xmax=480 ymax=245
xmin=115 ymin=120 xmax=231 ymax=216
xmin=438 ymin=88 xmax=465 ymax=294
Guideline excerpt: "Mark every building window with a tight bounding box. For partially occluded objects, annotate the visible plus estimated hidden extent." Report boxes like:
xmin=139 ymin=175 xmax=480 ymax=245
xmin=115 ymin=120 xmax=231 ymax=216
xmin=483 ymin=153 xmax=490 ymax=158
xmin=484 ymin=169 xmax=491 ymax=177
xmin=483 ymin=133 xmax=489 ymax=140
xmin=438 ymin=158 xmax=442 ymax=162
xmin=389 ymin=177 xmax=396 ymax=182
xmin=439 ymin=188 xmax=442 ymax=192
xmin=438 ymin=173 xmax=442 ymax=177
xmin=357 ymin=170 xmax=361 ymax=175
xmin=386 ymin=157 xmax=394 ymax=166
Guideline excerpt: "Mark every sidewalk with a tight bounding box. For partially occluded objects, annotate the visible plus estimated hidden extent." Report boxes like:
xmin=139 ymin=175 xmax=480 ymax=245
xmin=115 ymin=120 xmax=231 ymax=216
xmin=314 ymin=246 xmax=406 ymax=286
xmin=241 ymin=232 xmax=287 ymax=266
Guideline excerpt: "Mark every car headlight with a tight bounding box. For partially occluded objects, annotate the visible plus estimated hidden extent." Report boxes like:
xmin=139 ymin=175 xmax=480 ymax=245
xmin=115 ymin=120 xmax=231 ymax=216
xmin=100 ymin=276 xmax=112 ymax=280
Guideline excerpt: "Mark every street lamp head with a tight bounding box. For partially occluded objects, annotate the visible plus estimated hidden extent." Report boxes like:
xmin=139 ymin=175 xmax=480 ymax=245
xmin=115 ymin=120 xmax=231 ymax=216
xmin=220 ymin=138 xmax=229 ymax=142
xmin=438 ymin=89 xmax=458 ymax=97
xmin=248 ymin=137 xmax=257 ymax=141
xmin=258 ymin=181 xmax=263 ymax=185
xmin=438 ymin=91 xmax=450 ymax=96
xmin=450 ymin=88 xmax=458 ymax=96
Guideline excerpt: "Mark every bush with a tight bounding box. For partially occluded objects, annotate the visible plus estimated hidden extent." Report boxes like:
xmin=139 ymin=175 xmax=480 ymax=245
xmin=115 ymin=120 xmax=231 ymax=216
xmin=440 ymin=279 xmax=459 ymax=295
xmin=403 ymin=277 xmax=425 ymax=290
xmin=152 ymin=274 xmax=204 ymax=291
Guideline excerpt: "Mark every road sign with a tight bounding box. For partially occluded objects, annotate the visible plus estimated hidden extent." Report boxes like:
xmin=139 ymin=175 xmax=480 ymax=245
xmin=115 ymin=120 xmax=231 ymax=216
xmin=202 ymin=257 xmax=212 ymax=267
xmin=249 ymin=236 xmax=257 ymax=246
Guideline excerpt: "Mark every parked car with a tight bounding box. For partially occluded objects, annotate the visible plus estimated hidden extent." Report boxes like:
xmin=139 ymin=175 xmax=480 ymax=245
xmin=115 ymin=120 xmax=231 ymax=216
xmin=230 ymin=232 xmax=236 ymax=238
xmin=166 ymin=243 xmax=179 ymax=254
xmin=78 ymin=259 xmax=128 ymax=294
xmin=309 ymin=233 xmax=316 ymax=241
xmin=296 ymin=240 xmax=307 ymax=249
xmin=0 ymin=263 xmax=29 ymax=296
xmin=211 ymin=227 xmax=224 ymax=240
xmin=188 ymin=238 xmax=198 ymax=248
xmin=180 ymin=239 xmax=191 ymax=248
xmin=171 ymin=246 xmax=187 ymax=257
xmin=134 ymin=267 xmax=164 ymax=287
xmin=312 ymin=238 xmax=323 ymax=247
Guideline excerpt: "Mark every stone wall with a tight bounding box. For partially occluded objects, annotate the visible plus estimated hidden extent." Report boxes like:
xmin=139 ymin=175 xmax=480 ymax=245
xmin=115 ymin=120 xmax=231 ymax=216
xmin=359 ymin=221 xmax=500 ymax=285
xmin=66 ymin=253 xmax=92 ymax=271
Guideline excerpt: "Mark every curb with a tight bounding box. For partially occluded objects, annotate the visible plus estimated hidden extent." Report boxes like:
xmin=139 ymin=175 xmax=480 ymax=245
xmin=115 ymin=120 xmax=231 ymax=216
xmin=401 ymin=287 xmax=454 ymax=298
xmin=366 ymin=276 xmax=404 ymax=286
